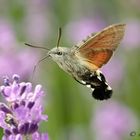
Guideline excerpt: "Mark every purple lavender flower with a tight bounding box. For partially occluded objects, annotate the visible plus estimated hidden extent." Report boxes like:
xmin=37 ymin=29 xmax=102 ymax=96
xmin=0 ymin=74 xmax=48 ymax=140
xmin=92 ymin=100 xmax=137 ymax=140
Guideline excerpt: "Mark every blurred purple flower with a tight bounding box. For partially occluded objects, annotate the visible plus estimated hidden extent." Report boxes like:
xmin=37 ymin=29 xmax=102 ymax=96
xmin=0 ymin=74 xmax=48 ymax=140
xmin=101 ymin=58 xmax=124 ymax=87
xmin=24 ymin=14 xmax=50 ymax=44
xmin=24 ymin=0 xmax=51 ymax=44
xmin=123 ymin=19 xmax=140 ymax=49
xmin=64 ymin=18 xmax=105 ymax=44
xmin=92 ymin=100 xmax=137 ymax=140
xmin=0 ymin=19 xmax=17 ymax=50
xmin=0 ymin=48 xmax=38 ymax=80
xmin=0 ymin=19 xmax=39 ymax=80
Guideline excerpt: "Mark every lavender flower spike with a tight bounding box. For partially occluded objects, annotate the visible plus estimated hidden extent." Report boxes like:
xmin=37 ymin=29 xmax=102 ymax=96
xmin=0 ymin=74 xmax=48 ymax=140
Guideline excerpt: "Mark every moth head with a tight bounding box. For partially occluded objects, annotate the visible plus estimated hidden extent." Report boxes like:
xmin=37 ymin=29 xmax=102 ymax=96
xmin=48 ymin=47 xmax=69 ymax=62
xmin=48 ymin=27 xmax=70 ymax=63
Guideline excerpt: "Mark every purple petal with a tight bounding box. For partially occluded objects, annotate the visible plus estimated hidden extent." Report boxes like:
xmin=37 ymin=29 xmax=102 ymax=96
xmin=15 ymin=134 xmax=22 ymax=140
xmin=2 ymin=86 xmax=11 ymax=99
xmin=24 ymin=122 xmax=29 ymax=134
xmin=28 ymin=123 xmax=38 ymax=134
xmin=18 ymin=123 xmax=26 ymax=134
xmin=27 ymin=101 xmax=35 ymax=109
xmin=0 ymin=103 xmax=12 ymax=114
xmin=3 ymin=76 xmax=10 ymax=86
xmin=4 ymin=129 xmax=12 ymax=136
xmin=12 ymin=74 xmax=20 ymax=83
xmin=25 ymin=82 xmax=32 ymax=93
xmin=12 ymin=127 xmax=19 ymax=135
xmin=19 ymin=85 xmax=26 ymax=96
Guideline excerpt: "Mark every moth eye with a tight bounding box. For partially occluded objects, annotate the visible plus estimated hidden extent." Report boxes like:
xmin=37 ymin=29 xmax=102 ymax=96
xmin=57 ymin=51 xmax=62 ymax=55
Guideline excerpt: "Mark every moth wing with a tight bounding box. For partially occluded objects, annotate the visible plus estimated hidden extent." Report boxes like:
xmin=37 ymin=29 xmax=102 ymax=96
xmin=74 ymin=24 xmax=125 ymax=70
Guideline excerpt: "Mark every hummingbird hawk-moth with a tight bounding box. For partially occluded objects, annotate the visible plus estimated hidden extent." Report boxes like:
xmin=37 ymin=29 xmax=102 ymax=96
xmin=26 ymin=23 xmax=126 ymax=100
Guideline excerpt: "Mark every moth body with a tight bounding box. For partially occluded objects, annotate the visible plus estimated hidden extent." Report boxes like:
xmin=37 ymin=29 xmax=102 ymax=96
xmin=48 ymin=47 xmax=112 ymax=100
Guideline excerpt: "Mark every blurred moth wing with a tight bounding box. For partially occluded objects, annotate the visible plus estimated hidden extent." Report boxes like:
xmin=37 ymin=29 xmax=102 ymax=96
xmin=74 ymin=24 xmax=126 ymax=71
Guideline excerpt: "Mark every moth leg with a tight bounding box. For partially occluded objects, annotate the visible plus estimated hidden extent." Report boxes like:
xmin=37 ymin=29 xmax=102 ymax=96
xmin=73 ymin=77 xmax=86 ymax=85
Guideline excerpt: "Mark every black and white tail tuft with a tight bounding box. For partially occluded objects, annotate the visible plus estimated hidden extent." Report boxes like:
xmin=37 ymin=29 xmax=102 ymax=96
xmin=81 ymin=70 xmax=112 ymax=100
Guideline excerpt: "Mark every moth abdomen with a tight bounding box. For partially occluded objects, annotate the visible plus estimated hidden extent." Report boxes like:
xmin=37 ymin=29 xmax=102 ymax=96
xmin=80 ymin=71 xmax=112 ymax=100
xmin=91 ymin=83 xmax=112 ymax=100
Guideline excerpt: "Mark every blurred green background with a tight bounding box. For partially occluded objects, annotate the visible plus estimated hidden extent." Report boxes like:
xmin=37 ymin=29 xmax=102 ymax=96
xmin=0 ymin=0 xmax=140 ymax=140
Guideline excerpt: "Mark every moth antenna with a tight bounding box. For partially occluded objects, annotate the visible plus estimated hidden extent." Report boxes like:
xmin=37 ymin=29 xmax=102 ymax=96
xmin=25 ymin=43 xmax=50 ymax=51
xmin=31 ymin=55 xmax=49 ymax=81
xmin=56 ymin=27 xmax=62 ymax=48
